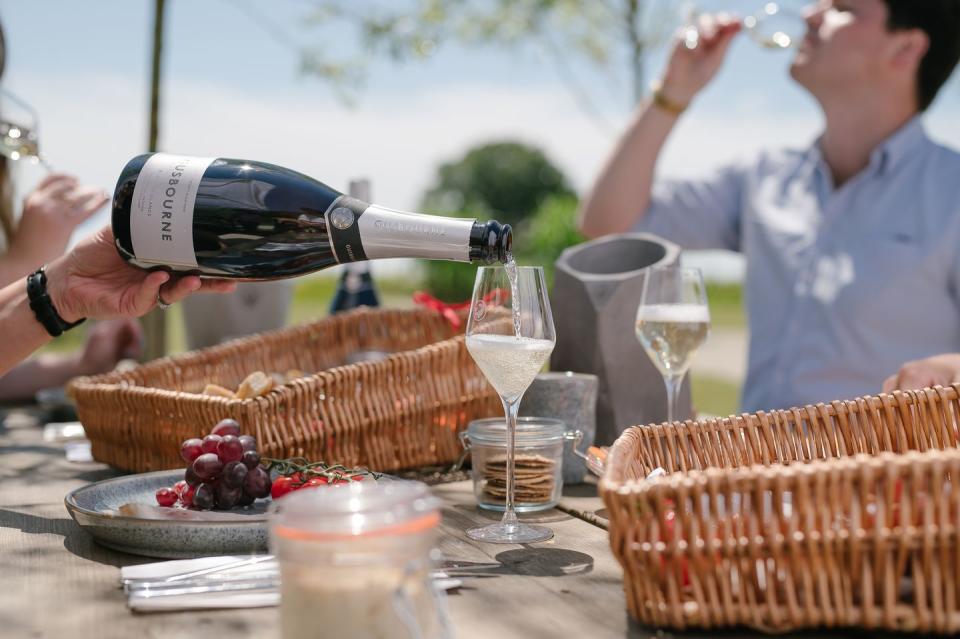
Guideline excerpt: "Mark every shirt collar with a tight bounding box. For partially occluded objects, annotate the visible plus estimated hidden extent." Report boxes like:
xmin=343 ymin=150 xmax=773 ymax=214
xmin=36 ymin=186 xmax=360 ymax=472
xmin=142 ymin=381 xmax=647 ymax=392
xmin=868 ymin=115 xmax=929 ymax=175
xmin=805 ymin=115 xmax=929 ymax=179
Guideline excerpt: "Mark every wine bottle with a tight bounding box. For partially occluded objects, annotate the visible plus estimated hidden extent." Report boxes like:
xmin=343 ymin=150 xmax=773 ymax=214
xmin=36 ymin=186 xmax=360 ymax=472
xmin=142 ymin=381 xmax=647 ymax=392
xmin=111 ymin=153 xmax=512 ymax=279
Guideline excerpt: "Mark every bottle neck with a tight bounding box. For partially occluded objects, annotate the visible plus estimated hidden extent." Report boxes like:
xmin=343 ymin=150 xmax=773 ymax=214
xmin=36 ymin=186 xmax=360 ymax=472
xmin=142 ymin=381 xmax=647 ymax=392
xmin=324 ymin=197 xmax=509 ymax=264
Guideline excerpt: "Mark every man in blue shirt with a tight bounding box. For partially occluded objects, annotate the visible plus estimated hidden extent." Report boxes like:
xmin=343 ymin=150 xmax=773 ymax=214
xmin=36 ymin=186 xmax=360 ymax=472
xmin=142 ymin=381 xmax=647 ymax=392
xmin=580 ymin=0 xmax=960 ymax=413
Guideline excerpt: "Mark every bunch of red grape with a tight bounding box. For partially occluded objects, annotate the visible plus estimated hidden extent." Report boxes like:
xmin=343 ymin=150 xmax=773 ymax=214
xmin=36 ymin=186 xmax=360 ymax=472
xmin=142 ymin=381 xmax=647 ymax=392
xmin=155 ymin=418 xmax=272 ymax=510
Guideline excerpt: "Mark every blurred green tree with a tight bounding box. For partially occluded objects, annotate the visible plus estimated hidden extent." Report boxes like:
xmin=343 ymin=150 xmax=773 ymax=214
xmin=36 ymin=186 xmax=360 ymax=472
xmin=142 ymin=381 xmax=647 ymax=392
xmin=421 ymin=142 xmax=581 ymax=301
xmin=421 ymin=141 xmax=573 ymax=228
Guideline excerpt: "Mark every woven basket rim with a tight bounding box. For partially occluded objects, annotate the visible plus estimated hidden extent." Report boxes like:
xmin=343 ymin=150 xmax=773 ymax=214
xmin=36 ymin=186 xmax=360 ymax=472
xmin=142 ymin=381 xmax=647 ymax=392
xmin=67 ymin=307 xmax=464 ymax=401
xmin=600 ymin=384 xmax=960 ymax=496
xmin=601 ymin=447 xmax=960 ymax=499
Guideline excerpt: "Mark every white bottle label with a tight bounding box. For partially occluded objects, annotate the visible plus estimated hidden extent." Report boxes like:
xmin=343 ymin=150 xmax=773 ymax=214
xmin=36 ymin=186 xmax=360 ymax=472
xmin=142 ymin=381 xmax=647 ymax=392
xmin=358 ymin=205 xmax=472 ymax=262
xmin=130 ymin=153 xmax=215 ymax=268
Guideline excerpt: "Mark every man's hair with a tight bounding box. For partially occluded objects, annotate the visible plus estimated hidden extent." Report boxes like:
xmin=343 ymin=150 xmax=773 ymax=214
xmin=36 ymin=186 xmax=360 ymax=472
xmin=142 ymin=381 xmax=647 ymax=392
xmin=882 ymin=0 xmax=960 ymax=111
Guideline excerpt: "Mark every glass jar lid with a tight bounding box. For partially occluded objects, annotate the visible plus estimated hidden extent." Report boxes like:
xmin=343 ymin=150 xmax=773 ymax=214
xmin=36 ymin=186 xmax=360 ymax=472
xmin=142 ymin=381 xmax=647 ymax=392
xmin=466 ymin=417 xmax=566 ymax=446
xmin=270 ymin=479 xmax=439 ymax=540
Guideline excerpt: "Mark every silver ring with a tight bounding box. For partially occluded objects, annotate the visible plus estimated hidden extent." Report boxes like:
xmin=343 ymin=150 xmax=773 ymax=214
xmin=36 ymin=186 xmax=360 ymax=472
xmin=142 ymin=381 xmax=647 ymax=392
xmin=157 ymin=291 xmax=172 ymax=310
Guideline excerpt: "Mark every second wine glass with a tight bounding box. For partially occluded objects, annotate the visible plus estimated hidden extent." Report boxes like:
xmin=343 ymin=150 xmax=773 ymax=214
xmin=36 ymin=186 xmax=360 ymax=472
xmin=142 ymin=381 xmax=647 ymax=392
xmin=636 ymin=265 xmax=710 ymax=424
xmin=465 ymin=264 xmax=556 ymax=544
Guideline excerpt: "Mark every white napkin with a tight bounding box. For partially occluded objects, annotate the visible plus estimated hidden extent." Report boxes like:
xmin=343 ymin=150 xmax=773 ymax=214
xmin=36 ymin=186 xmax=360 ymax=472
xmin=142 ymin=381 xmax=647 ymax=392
xmin=121 ymin=555 xmax=272 ymax=583
xmin=129 ymin=590 xmax=279 ymax=612
xmin=122 ymin=555 xmax=461 ymax=613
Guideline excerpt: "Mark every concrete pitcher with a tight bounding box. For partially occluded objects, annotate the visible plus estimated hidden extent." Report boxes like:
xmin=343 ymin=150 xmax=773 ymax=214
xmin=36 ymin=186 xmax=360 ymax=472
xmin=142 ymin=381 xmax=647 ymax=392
xmin=550 ymin=233 xmax=692 ymax=446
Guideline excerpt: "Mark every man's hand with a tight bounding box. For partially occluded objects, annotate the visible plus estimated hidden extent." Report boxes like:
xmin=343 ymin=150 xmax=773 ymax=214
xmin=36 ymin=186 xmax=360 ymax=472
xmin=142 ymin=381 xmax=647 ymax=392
xmin=659 ymin=14 xmax=742 ymax=107
xmin=882 ymin=354 xmax=960 ymax=393
xmin=45 ymin=226 xmax=236 ymax=323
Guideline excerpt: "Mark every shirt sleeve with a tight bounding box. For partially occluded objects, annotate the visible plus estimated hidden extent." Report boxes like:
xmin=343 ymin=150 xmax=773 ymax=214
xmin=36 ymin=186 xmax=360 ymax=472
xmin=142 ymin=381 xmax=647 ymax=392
xmin=634 ymin=162 xmax=747 ymax=252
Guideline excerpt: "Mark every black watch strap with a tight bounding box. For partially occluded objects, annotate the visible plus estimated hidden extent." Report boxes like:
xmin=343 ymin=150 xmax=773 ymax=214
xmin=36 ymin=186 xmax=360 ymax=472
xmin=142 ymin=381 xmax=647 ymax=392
xmin=26 ymin=267 xmax=85 ymax=337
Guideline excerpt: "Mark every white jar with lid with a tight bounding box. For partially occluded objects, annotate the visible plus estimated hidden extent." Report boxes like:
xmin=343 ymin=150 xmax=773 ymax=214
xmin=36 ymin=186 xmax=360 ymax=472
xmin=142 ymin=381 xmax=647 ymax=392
xmin=270 ymin=480 xmax=450 ymax=639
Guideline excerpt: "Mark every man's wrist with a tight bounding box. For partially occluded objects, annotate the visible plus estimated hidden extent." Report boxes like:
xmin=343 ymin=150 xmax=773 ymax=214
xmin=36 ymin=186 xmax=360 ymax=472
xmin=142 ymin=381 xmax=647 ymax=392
xmin=649 ymin=81 xmax=690 ymax=117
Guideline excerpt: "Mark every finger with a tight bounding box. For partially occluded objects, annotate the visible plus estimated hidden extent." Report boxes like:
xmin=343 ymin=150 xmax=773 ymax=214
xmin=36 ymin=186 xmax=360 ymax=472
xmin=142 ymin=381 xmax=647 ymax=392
xmin=159 ymin=275 xmax=202 ymax=305
xmin=61 ymin=185 xmax=104 ymax=208
xmin=197 ymin=279 xmax=238 ymax=294
xmin=712 ymin=23 xmax=743 ymax=57
xmin=882 ymin=374 xmax=898 ymax=394
xmin=39 ymin=175 xmax=80 ymax=200
xmin=897 ymin=370 xmax=935 ymax=392
xmin=135 ymin=270 xmax=171 ymax=313
xmin=71 ymin=192 xmax=111 ymax=222
xmin=35 ymin=173 xmax=77 ymax=192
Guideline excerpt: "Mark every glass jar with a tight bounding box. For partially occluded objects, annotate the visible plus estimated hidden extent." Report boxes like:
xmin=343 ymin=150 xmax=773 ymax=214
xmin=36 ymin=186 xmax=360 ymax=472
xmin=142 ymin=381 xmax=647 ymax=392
xmin=460 ymin=417 xmax=581 ymax=512
xmin=269 ymin=480 xmax=450 ymax=639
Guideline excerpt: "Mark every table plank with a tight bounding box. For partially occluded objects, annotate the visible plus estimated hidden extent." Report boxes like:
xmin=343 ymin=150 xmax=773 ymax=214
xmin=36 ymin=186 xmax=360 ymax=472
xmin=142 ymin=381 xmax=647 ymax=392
xmin=433 ymin=481 xmax=627 ymax=638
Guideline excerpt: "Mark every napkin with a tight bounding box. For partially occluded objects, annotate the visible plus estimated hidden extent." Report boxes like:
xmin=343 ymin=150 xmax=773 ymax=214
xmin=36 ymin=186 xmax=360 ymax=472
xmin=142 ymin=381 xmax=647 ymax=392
xmin=122 ymin=555 xmax=461 ymax=613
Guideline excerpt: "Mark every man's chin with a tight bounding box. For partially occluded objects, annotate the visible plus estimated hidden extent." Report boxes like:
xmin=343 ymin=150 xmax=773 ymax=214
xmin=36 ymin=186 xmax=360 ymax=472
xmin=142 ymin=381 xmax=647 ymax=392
xmin=789 ymin=57 xmax=810 ymax=84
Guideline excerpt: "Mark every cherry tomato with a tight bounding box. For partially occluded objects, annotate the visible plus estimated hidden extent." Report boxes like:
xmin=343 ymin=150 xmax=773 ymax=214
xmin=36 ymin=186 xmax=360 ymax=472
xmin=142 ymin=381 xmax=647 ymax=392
xmin=271 ymin=476 xmax=297 ymax=500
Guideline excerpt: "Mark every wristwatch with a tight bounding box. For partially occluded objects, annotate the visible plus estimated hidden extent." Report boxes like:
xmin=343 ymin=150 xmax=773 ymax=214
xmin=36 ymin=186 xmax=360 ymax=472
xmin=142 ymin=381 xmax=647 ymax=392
xmin=26 ymin=267 xmax=85 ymax=337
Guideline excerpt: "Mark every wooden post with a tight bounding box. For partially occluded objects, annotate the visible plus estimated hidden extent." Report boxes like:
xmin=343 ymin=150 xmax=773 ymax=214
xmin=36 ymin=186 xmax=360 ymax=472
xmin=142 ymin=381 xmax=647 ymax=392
xmin=142 ymin=0 xmax=167 ymax=361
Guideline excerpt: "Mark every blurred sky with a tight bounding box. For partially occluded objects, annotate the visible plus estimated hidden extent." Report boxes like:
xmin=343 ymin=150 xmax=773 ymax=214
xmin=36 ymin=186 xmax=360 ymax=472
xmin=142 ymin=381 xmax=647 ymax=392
xmin=0 ymin=0 xmax=958 ymax=280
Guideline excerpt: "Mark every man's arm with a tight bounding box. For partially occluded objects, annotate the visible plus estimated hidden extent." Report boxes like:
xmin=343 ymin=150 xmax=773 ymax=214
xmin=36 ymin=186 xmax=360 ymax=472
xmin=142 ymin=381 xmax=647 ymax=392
xmin=579 ymin=16 xmax=742 ymax=239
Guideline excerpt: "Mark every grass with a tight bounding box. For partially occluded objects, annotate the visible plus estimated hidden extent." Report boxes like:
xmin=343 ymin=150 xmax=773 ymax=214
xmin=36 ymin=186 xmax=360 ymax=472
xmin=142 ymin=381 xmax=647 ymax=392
xmin=690 ymin=373 xmax=741 ymax=419
xmin=705 ymin=282 xmax=745 ymax=329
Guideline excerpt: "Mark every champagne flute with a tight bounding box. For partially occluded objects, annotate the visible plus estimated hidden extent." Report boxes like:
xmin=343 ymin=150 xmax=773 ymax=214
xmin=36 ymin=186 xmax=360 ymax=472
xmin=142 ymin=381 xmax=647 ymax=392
xmin=0 ymin=89 xmax=52 ymax=170
xmin=683 ymin=2 xmax=807 ymax=50
xmin=465 ymin=264 xmax=556 ymax=544
xmin=636 ymin=265 xmax=710 ymax=424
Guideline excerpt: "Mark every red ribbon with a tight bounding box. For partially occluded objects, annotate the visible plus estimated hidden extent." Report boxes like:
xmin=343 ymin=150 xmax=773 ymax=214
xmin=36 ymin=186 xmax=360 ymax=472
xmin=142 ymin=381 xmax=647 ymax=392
xmin=413 ymin=288 xmax=510 ymax=330
xmin=412 ymin=291 xmax=470 ymax=329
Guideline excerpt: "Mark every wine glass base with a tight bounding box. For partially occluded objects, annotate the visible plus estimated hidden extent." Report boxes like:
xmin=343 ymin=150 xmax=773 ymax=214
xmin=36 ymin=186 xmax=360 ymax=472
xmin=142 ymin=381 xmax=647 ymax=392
xmin=466 ymin=522 xmax=553 ymax=544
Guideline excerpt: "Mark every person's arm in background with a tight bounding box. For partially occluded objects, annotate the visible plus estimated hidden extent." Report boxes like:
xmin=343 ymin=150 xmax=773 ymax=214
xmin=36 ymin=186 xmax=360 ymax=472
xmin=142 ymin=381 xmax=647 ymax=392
xmin=0 ymin=319 xmax=142 ymax=400
xmin=579 ymin=16 xmax=741 ymax=239
xmin=882 ymin=354 xmax=960 ymax=393
xmin=0 ymin=226 xmax=235 ymax=376
xmin=0 ymin=173 xmax=109 ymax=286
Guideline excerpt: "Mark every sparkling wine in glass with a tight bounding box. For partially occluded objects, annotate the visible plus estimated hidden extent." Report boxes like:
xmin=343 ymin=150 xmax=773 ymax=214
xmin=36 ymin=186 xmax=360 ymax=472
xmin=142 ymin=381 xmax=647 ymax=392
xmin=465 ymin=262 xmax=556 ymax=544
xmin=636 ymin=265 xmax=710 ymax=424
xmin=0 ymin=89 xmax=52 ymax=170
xmin=683 ymin=2 xmax=806 ymax=51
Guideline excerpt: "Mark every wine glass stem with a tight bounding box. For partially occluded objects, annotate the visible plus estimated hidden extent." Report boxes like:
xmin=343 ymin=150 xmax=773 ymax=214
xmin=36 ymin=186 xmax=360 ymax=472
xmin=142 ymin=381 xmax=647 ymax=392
xmin=500 ymin=397 xmax=520 ymax=528
xmin=664 ymin=373 xmax=685 ymax=424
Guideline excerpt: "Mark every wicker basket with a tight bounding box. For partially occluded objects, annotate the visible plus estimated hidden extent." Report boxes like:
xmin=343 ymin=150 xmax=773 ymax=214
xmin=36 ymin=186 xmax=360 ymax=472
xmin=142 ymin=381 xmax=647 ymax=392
xmin=69 ymin=307 xmax=501 ymax=473
xmin=601 ymin=385 xmax=960 ymax=634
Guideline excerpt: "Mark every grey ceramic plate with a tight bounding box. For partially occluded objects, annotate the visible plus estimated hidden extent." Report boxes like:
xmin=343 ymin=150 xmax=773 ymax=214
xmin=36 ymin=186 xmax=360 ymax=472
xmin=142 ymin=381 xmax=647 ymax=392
xmin=65 ymin=469 xmax=269 ymax=559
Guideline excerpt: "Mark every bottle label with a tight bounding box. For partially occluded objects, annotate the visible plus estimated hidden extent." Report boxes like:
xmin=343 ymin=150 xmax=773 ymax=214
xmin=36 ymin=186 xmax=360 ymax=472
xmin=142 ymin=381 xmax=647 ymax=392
xmin=356 ymin=204 xmax=472 ymax=262
xmin=130 ymin=153 xmax=215 ymax=268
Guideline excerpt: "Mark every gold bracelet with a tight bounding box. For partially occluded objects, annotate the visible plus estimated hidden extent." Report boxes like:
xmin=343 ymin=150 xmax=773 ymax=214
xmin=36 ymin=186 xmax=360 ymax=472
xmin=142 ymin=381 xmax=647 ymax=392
xmin=650 ymin=84 xmax=688 ymax=116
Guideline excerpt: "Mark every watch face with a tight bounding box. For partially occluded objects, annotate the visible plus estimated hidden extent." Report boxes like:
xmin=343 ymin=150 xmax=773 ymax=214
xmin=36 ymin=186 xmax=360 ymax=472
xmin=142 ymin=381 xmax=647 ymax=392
xmin=329 ymin=207 xmax=356 ymax=230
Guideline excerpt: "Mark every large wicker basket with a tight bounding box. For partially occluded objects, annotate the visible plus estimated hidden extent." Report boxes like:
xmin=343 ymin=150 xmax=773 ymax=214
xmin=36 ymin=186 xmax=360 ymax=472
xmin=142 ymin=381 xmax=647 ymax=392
xmin=600 ymin=385 xmax=960 ymax=634
xmin=69 ymin=307 xmax=501 ymax=473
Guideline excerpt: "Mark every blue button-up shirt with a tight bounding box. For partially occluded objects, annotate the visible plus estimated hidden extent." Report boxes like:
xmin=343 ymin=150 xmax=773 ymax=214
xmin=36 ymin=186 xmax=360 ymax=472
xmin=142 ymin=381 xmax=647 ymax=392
xmin=637 ymin=117 xmax=960 ymax=412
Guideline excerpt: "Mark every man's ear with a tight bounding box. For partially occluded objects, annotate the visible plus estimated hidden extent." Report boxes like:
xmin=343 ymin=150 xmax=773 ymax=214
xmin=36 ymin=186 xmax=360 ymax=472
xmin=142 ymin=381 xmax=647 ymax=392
xmin=889 ymin=28 xmax=929 ymax=72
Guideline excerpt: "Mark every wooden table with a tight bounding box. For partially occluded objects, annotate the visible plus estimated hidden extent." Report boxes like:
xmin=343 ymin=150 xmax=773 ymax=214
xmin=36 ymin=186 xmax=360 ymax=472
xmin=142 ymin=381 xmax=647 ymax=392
xmin=0 ymin=411 xmax=905 ymax=638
